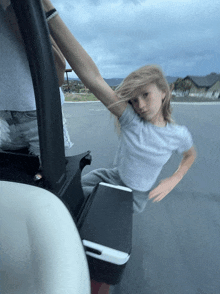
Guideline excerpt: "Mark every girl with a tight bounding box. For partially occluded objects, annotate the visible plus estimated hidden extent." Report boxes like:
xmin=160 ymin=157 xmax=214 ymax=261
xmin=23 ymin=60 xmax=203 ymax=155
xmin=81 ymin=65 xmax=196 ymax=213
xmin=43 ymin=0 xmax=196 ymax=213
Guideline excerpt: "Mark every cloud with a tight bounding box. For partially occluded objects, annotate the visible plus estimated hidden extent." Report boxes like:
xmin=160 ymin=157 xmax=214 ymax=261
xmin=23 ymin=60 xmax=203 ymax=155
xmin=57 ymin=0 xmax=220 ymax=78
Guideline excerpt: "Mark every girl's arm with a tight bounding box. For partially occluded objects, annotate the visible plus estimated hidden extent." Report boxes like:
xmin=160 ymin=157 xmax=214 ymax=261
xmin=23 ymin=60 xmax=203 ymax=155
xmin=149 ymin=146 xmax=197 ymax=202
xmin=42 ymin=0 xmax=127 ymax=118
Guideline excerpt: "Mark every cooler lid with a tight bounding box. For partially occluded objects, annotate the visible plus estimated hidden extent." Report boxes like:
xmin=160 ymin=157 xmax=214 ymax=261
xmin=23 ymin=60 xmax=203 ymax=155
xmin=80 ymin=183 xmax=133 ymax=254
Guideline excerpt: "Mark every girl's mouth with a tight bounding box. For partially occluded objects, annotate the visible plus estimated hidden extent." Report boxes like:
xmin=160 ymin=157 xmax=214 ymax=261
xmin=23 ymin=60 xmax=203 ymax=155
xmin=139 ymin=111 xmax=148 ymax=116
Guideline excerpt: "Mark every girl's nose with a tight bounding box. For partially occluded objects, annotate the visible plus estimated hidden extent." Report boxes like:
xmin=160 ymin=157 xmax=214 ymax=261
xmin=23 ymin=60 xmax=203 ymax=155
xmin=137 ymin=97 xmax=145 ymax=109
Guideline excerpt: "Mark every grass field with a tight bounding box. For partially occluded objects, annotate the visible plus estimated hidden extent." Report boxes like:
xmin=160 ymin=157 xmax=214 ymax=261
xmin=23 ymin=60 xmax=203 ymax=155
xmin=64 ymin=92 xmax=220 ymax=103
xmin=64 ymin=92 xmax=98 ymax=102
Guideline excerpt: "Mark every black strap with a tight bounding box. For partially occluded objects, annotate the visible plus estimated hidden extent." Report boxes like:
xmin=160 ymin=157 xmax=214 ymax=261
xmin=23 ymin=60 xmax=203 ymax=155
xmin=45 ymin=8 xmax=56 ymax=19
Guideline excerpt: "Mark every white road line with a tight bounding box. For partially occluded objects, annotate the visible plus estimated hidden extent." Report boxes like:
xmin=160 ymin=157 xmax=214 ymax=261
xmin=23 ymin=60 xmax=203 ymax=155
xmin=64 ymin=101 xmax=100 ymax=104
xmin=171 ymin=102 xmax=220 ymax=105
xmin=64 ymin=101 xmax=220 ymax=106
xmin=89 ymin=109 xmax=106 ymax=111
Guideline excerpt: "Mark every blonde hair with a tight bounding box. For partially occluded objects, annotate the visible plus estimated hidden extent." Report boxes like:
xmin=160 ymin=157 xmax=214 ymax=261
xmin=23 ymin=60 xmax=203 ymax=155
xmin=114 ymin=64 xmax=173 ymax=123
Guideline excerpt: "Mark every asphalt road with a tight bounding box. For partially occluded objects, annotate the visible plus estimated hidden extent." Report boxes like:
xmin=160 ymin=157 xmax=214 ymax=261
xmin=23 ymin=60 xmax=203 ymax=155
xmin=63 ymin=102 xmax=220 ymax=294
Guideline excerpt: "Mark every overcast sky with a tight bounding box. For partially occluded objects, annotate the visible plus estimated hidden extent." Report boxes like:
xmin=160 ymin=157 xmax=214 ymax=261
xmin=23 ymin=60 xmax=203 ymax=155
xmin=52 ymin=0 xmax=219 ymax=79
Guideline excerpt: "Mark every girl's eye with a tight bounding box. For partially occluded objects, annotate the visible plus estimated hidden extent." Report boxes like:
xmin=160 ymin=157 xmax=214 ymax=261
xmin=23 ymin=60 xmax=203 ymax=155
xmin=143 ymin=92 xmax=148 ymax=98
xmin=131 ymin=98 xmax=138 ymax=104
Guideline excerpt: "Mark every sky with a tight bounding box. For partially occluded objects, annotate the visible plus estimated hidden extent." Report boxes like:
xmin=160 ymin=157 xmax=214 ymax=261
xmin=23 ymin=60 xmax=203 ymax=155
xmin=52 ymin=0 xmax=220 ymax=79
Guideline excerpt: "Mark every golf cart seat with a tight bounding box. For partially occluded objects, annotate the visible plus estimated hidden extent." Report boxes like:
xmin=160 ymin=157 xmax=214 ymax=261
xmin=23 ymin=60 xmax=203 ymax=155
xmin=0 ymin=180 xmax=90 ymax=294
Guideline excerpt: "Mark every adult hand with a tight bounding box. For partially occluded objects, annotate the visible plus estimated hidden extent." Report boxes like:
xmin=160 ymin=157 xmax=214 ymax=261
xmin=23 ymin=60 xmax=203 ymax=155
xmin=148 ymin=176 xmax=180 ymax=203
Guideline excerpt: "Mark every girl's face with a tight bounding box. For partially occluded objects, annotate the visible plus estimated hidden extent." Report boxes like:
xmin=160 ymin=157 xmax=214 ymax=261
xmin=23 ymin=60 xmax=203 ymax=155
xmin=130 ymin=83 xmax=166 ymax=126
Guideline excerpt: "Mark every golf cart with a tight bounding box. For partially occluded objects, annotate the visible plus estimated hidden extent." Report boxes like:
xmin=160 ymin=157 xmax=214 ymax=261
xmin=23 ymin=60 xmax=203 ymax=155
xmin=0 ymin=0 xmax=133 ymax=293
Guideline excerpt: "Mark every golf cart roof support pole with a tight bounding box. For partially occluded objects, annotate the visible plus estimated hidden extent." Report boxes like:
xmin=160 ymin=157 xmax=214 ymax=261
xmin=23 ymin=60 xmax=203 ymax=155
xmin=11 ymin=0 xmax=66 ymax=191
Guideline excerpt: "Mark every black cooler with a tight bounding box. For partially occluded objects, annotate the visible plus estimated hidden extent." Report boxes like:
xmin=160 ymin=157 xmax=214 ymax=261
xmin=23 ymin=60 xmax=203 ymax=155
xmin=78 ymin=182 xmax=133 ymax=285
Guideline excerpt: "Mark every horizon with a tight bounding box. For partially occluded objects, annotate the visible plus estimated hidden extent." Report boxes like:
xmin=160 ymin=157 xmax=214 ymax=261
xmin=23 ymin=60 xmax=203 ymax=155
xmin=65 ymin=71 xmax=220 ymax=82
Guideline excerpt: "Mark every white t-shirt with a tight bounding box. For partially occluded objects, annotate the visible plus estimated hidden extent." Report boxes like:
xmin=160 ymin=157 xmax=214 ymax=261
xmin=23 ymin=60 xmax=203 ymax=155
xmin=115 ymin=105 xmax=193 ymax=192
xmin=0 ymin=6 xmax=65 ymax=111
xmin=0 ymin=6 xmax=36 ymax=111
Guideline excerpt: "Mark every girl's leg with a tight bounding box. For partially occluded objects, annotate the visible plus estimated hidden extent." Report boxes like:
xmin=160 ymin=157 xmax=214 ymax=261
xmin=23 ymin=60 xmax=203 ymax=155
xmin=132 ymin=190 xmax=150 ymax=214
xmin=82 ymin=167 xmax=125 ymax=197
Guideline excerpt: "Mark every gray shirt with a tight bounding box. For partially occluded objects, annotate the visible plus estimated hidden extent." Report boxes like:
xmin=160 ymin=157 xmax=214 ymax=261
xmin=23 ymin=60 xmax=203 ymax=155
xmin=0 ymin=6 xmax=65 ymax=111
xmin=0 ymin=6 xmax=36 ymax=111
xmin=116 ymin=105 xmax=193 ymax=191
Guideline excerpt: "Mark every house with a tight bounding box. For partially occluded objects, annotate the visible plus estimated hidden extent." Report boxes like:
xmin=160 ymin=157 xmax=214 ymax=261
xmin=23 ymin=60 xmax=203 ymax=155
xmin=183 ymin=73 xmax=220 ymax=98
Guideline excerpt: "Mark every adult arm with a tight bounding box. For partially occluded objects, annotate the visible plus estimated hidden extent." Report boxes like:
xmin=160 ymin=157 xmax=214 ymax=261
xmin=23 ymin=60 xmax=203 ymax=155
xmin=149 ymin=146 xmax=197 ymax=202
xmin=50 ymin=35 xmax=66 ymax=87
xmin=42 ymin=0 xmax=127 ymax=118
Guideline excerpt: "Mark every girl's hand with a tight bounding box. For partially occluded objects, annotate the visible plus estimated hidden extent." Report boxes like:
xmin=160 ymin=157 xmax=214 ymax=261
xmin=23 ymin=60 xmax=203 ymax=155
xmin=148 ymin=176 xmax=180 ymax=202
xmin=149 ymin=146 xmax=196 ymax=203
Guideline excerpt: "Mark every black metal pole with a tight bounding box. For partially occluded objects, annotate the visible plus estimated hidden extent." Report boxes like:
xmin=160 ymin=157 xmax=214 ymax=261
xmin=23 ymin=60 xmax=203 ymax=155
xmin=65 ymin=69 xmax=72 ymax=92
xmin=11 ymin=0 xmax=66 ymax=191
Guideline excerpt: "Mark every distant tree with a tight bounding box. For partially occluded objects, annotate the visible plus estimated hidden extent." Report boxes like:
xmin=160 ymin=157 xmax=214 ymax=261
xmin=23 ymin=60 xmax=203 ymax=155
xmin=75 ymin=84 xmax=81 ymax=93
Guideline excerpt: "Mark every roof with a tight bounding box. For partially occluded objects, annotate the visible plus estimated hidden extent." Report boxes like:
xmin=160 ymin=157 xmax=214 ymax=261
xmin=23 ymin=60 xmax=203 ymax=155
xmin=184 ymin=73 xmax=220 ymax=88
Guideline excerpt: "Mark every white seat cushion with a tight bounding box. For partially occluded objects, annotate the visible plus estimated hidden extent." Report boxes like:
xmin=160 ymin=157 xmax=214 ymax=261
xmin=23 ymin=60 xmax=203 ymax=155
xmin=0 ymin=181 xmax=90 ymax=294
